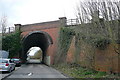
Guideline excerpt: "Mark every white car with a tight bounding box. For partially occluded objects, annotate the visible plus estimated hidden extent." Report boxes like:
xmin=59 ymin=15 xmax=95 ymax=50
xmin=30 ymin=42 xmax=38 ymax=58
xmin=0 ymin=58 xmax=15 ymax=73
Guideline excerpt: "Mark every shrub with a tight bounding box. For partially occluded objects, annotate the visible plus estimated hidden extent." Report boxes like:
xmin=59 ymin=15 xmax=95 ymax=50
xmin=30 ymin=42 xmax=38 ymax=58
xmin=2 ymin=30 xmax=21 ymax=57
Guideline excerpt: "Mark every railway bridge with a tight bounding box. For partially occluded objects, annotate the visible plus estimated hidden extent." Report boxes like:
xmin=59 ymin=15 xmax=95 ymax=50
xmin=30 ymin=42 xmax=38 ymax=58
xmin=15 ymin=17 xmax=78 ymax=65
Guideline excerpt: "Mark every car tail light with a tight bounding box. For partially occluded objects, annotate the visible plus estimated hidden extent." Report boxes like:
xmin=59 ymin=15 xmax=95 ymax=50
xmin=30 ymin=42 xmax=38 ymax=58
xmin=6 ymin=63 xmax=9 ymax=66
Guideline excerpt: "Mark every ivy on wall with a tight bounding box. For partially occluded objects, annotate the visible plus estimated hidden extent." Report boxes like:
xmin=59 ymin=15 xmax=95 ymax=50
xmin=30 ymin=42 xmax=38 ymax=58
xmin=81 ymin=35 xmax=110 ymax=50
xmin=54 ymin=26 xmax=111 ymax=65
xmin=54 ymin=27 xmax=75 ymax=64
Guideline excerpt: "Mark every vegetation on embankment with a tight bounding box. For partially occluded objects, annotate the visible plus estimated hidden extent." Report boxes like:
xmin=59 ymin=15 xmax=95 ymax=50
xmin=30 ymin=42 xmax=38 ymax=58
xmin=54 ymin=0 xmax=120 ymax=76
xmin=2 ymin=30 xmax=21 ymax=58
xmin=52 ymin=64 xmax=120 ymax=78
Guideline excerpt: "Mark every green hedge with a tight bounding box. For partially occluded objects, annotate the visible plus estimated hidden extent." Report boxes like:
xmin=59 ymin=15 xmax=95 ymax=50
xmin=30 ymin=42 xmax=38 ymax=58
xmin=2 ymin=31 xmax=21 ymax=58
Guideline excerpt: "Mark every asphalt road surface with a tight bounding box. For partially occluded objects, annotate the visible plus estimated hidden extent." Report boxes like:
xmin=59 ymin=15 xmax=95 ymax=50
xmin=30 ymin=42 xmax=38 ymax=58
xmin=5 ymin=64 xmax=67 ymax=78
xmin=1 ymin=67 xmax=20 ymax=79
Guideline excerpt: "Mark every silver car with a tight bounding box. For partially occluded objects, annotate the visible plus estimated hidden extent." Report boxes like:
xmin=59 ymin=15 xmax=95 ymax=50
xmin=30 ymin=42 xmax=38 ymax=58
xmin=0 ymin=59 xmax=15 ymax=72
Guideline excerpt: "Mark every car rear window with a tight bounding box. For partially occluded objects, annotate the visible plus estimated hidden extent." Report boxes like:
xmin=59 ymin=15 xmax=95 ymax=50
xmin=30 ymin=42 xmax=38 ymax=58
xmin=12 ymin=59 xmax=19 ymax=61
xmin=11 ymin=59 xmax=20 ymax=61
xmin=0 ymin=60 xmax=8 ymax=63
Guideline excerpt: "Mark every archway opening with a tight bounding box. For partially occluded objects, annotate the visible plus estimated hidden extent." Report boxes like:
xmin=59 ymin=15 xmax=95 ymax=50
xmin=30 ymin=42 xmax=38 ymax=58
xmin=26 ymin=47 xmax=43 ymax=63
xmin=22 ymin=31 xmax=53 ymax=64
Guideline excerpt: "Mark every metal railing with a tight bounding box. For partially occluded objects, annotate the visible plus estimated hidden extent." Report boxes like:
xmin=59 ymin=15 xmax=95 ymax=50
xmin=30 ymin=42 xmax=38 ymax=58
xmin=66 ymin=19 xmax=79 ymax=26
xmin=5 ymin=27 xmax=15 ymax=33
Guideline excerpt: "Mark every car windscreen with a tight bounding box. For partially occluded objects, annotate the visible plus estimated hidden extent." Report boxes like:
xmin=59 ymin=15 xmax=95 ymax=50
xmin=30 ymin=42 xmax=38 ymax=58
xmin=0 ymin=60 xmax=8 ymax=63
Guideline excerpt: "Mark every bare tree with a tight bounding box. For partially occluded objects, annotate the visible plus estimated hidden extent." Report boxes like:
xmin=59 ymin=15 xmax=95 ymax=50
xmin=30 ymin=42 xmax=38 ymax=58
xmin=75 ymin=0 xmax=120 ymax=70
xmin=0 ymin=15 xmax=7 ymax=35
xmin=0 ymin=15 xmax=7 ymax=50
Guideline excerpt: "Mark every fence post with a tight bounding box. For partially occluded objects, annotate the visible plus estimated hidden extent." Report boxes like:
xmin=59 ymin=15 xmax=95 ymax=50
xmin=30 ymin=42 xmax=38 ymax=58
xmin=9 ymin=27 xmax=10 ymax=33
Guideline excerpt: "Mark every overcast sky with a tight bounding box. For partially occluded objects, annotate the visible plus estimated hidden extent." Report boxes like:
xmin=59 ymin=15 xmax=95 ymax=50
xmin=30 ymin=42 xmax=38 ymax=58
xmin=0 ymin=0 xmax=80 ymax=27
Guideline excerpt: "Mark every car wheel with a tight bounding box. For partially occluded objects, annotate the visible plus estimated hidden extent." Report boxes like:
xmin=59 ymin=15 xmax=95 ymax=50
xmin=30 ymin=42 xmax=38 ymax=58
xmin=13 ymin=67 xmax=15 ymax=71
xmin=8 ymin=68 xmax=12 ymax=73
xmin=18 ymin=64 xmax=21 ymax=67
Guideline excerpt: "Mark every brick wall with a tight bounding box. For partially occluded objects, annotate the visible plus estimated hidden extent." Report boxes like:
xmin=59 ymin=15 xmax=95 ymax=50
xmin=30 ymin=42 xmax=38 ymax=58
xmin=20 ymin=20 xmax=61 ymax=65
xmin=67 ymin=37 xmax=120 ymax=73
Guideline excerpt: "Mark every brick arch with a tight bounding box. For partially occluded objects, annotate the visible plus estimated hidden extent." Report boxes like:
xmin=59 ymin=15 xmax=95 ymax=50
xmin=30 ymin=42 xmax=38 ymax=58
xmin=22 ymin=31 xmax=53 ymax=44
xmin=15 ymin=17 xmax=67 ymax=65
xmin=21 ymin=31 xmax=53 ymax=64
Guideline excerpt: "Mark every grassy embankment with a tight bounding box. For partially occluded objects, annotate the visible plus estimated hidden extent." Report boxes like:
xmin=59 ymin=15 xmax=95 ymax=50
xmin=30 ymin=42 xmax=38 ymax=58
xmin=52 ymin=64 xmax=120 ymax=78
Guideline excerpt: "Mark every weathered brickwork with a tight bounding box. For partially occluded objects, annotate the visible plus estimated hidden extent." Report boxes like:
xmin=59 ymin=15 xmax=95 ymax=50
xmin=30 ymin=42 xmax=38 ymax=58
xmin=67 ymin=37 xmax=120 ymax=73
xmin=15 ymin=17 xmax=65 ymax=65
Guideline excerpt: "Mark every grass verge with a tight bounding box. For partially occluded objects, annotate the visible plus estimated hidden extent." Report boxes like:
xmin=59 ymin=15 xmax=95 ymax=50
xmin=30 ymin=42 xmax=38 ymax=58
xmin=52 ymin=63 xmax=120 ymax=78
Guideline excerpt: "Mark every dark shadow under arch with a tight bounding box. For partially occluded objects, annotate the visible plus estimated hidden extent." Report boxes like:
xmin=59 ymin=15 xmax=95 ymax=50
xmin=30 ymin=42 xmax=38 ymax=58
xmin=21 ymin=31 xmax=53 ymax=63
